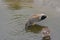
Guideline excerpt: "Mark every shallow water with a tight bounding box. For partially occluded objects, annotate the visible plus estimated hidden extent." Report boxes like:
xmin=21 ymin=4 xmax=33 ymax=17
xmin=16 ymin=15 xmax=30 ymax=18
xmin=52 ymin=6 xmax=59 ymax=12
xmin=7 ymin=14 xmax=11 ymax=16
xmin=0 ymin=0 xmax=60 ymax=40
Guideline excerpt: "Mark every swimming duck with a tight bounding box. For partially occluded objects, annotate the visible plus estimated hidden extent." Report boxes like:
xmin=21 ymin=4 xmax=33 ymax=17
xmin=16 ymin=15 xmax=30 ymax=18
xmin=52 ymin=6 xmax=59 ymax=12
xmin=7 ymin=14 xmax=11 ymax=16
xmin=25 ymin=13 xmax=47 ymax=27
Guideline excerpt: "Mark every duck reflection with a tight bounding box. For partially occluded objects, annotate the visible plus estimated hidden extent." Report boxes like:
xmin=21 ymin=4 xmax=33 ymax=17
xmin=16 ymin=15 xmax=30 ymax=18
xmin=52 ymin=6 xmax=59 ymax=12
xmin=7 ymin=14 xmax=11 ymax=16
xmin=25 ymin=24 xmax=46 ymax=33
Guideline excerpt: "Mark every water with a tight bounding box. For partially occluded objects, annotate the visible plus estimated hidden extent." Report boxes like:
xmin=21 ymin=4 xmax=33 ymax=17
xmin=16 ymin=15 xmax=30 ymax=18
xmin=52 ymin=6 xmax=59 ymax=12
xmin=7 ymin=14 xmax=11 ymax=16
xmin=0 ymin=0 xmax=60 ymax=40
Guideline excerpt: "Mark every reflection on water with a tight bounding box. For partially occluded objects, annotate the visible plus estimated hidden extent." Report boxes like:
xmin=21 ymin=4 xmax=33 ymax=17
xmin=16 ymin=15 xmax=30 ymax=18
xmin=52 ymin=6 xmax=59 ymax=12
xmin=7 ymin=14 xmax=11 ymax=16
xmin=4 ymin=0 xmax=33 ymax=10
xmin=5 ymin=0 xmax=21 ymax=10
xmin=25 ymin=24 xmax=47 ymax=33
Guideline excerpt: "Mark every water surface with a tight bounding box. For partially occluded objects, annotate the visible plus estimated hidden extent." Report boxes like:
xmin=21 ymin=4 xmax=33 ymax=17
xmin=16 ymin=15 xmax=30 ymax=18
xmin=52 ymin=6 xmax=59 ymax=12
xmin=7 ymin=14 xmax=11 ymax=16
xmin=0 ymin=0 xmax=60 ymax=40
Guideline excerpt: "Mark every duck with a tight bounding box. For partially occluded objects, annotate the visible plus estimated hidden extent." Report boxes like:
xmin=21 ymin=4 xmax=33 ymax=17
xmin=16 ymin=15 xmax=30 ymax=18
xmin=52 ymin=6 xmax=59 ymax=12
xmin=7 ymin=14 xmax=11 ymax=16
xmin=25 ymin=13 xmax=47 ymax=27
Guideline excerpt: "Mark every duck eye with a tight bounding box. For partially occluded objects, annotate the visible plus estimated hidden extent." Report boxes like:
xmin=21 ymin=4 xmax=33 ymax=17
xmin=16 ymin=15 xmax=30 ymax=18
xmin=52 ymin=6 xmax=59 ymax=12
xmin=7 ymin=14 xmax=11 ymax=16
xmin=41 ymin=15 xmax=47 ymax=20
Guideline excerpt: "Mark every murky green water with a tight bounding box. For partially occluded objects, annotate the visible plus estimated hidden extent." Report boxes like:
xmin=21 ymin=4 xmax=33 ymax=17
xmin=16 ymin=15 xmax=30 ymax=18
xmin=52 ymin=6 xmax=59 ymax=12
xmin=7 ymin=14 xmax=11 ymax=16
xmin=0 ymin=0 xmax=60 ymax=40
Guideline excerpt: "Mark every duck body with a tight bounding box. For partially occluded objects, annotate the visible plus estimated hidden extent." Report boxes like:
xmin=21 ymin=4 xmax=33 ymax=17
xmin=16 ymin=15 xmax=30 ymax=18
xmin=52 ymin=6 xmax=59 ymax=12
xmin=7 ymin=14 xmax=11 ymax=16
xmin=25 ymin=13 xmax=47 ymax=27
